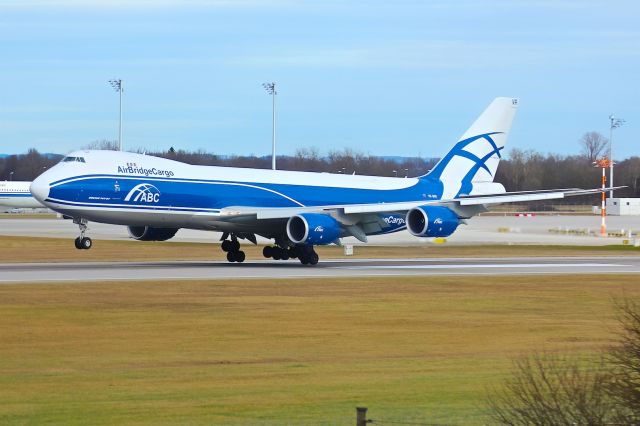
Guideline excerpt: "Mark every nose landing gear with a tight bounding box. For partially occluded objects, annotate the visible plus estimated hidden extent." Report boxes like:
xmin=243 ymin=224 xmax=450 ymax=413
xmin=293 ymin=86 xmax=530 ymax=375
xmin=73 ymin=218 xmax=92 ymax=250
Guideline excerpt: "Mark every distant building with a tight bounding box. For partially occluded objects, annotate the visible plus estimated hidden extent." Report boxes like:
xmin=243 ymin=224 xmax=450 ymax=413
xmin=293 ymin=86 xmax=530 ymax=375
xmin=607 ymin=198 xmax=640 ymax=216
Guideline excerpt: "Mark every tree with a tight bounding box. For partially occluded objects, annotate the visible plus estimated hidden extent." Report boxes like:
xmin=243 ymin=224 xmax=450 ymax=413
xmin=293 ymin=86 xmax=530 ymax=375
xmin=606 ymin=299 xmax=640 ymax=424
xmin=84 ymin=139 xmax=119 ymax=150
xmin=486 ymin=353 xmax=617 ymax=425
xmin=487 ymin=298 xmax=640 ymax=425
xmin=580 ymin=132 xmax=608 ymax=162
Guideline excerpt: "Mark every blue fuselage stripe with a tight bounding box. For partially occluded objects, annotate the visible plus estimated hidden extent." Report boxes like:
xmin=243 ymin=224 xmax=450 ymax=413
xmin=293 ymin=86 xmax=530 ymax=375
xmin=46 ymin=174 xmax=443 ymax=212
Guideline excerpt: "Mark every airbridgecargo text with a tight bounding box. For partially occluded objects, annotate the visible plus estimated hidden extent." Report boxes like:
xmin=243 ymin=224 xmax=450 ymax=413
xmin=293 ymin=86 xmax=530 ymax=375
xmin=383 ymin=215 xmax=406 ymax=225
xmin=117 ymin=166 xmax=175 ymax=177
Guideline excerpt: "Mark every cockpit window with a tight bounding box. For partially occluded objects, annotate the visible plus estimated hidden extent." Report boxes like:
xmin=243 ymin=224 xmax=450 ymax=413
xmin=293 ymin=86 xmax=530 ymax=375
xmin=62 ymin=156 xmax=86 ymax=163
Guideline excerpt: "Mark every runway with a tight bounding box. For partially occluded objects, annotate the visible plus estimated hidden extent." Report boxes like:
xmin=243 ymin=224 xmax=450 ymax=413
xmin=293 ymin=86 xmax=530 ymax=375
xmin=2 ymin=256 xmax=640 ymax=283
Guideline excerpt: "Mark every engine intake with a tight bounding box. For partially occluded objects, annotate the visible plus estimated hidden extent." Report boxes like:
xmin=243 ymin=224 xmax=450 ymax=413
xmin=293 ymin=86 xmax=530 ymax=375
xmin=406 ymin=206 xmax=459 ymax=238
xmin=128 ymin=226 xmax=179 ymax=241
xmin=286 ymin=213 xmax=341 ymax=245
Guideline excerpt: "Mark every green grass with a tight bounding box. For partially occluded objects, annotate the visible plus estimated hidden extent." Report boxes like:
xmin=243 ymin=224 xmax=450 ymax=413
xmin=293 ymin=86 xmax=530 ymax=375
xmin=0 ymin=275 xmax=636 ymax=425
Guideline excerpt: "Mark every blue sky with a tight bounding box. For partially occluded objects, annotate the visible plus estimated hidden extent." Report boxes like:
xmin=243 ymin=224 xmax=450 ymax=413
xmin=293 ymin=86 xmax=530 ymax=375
xmin=0 ymin=0 xmax=637 ymax=160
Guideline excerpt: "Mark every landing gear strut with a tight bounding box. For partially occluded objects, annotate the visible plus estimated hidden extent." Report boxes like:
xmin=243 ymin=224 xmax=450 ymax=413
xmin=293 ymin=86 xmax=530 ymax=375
xmin=263 ymin=245 xmax=319 ymax=265
xmin=221 ymin=235 xmax=245 ymax=263
xmin=73 ymin=218 xmax=92 ymax=250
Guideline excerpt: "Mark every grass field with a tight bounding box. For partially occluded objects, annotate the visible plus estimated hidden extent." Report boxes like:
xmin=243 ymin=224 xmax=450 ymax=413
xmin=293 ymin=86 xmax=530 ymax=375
xmin=1 ymin=275 xmax=638 ymax=425
xmin=1 ymin=235 xmax=639 ymax=263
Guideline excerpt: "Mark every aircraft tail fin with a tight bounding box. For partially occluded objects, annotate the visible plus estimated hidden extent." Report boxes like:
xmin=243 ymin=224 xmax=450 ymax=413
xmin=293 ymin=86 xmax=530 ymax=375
xmin=426 ymin=97 xmax=518 ymax=199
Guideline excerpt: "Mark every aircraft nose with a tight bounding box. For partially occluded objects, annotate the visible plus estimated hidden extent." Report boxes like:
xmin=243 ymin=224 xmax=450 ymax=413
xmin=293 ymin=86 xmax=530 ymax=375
xmin=30 ymin=175 xmax=50 ymax=203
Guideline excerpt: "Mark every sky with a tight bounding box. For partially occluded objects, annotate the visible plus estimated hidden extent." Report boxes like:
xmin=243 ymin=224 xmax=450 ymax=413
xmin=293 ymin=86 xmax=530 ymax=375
xmin=0 ymin=0 xmax=638 ymax=160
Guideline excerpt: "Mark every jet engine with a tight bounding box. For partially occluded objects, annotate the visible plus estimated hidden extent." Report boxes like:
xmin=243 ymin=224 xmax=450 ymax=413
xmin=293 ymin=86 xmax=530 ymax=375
xmin=286 ymin=213 xmax=341 ymax=245
xmin=127 ymin=226 xmax=179 ymax=241
xmin=406 ymin=206 xmax=459 ymax=238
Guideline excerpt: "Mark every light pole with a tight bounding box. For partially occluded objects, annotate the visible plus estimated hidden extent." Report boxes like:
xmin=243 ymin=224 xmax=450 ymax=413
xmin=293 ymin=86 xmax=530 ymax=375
xmin=109 ymin=79 xmax=123 ymax=151
xmin=608 ymin=114 xmax=625 ymax=198
xmin=262 ymin=82 xmax=277 ymax=170
xmin=9 ymin=171 xmax=14 ymax=181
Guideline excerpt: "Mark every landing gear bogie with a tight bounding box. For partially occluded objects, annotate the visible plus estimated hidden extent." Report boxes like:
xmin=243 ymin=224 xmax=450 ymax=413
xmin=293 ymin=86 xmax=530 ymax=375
xmin=263 ymin=245 xmax=319 ymax=265
xmin=221 ymin=235 xmax=245 ymax=263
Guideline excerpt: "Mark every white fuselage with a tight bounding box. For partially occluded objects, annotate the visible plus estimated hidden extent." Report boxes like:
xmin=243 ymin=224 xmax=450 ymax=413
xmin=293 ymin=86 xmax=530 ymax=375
xmin=0 ymin=181 xmax=42 ymax=209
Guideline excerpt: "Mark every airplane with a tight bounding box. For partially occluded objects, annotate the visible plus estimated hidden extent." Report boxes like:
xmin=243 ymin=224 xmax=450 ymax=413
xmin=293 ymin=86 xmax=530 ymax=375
xmin=0 ymin=181 xmax=42 ymax=210
xmin=30 ymin=97 xmax=610 ymax=264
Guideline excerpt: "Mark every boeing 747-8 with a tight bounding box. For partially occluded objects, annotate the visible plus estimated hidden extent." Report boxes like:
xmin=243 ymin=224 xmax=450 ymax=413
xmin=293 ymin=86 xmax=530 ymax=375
xmin=30 ymin=98 xmax=609 ymax=264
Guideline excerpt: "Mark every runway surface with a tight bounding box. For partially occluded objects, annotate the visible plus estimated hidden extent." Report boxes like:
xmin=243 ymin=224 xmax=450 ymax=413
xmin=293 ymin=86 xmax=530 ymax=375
xmin=2 ymin=256 xmax=640 ymax=283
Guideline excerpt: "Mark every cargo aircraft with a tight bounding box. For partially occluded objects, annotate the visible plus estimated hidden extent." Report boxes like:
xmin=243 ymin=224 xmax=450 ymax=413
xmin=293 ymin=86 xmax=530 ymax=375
xmin=30 ymin=98 xmax=608 ymax=265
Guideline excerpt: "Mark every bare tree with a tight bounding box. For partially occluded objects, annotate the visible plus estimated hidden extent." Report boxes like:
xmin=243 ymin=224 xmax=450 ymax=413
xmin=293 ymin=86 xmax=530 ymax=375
xmin=486 ymin=352 xmax=617 ymax=425
xmin=580 ymin=132 xmax=608 ymax=162
xmin=606 ymin=299 xmax=640 ymax=424
xmin=83 ymin=139 xmax=119 ymax=150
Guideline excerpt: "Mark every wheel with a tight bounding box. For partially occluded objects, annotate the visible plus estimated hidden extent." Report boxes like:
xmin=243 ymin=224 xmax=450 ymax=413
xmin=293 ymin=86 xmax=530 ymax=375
xmin=74 ymin=237 xmax=82 ymax=249
xmin=272 ymin=250 xmax=281 ymax=260
xmin=280 ymin=250 xmax=290 ymax=261
xmin=80 ymin=237 xmax=92 ymax=250
xmin=230 ymin=240 xmax=240 ymax=252
xmin=287 ymin=248 xmax=297 ymax=259
xmin=221 ymin=240 xmax=232 ymax=252
xmin=299 ymin=255 xmax=309 ymax=265
xmin=236 ymin=251 xmax=246 ymax=263
xmin=309 ymin=252 xmax=319 ymax=265
xmin=226 ymin=251 xmax=236 ymax=262
xmin=263 ymin=246 xmax=273 ymax=258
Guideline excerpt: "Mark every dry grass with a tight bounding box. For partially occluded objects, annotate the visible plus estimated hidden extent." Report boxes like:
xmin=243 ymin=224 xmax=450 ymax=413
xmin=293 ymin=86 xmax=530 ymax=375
xmin=0 ymin=275 xmax=637 ymax=424
xmin=0 ymin=213 xmax=56 ymax=219
xmin=1 ymin=235 xmax=639 ymax=263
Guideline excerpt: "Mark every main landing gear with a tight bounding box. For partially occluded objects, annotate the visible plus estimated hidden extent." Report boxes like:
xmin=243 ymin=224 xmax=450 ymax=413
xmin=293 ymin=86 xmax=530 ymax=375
xmin=263 ymin=245 xmax=319 ymax=265
xmin=73 ymin=218 xmax=92 ymax=250
xmin=221 ymin=236 xmax=245 ymax=263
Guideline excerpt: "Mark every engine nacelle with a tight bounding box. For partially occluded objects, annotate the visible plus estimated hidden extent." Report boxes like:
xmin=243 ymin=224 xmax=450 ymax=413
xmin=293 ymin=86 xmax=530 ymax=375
xmin=406 ymin=206 xmax=459 ymax=238
xmin=286 ymin=213 xmax=341 ymax=245
xmin=127 ymin=226 xmax=179 ymax=241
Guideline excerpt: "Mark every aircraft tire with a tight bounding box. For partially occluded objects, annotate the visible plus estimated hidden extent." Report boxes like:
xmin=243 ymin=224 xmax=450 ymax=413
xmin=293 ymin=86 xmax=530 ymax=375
xmin=309 ymin=252 xmax=319 ymax=265
xmin=236 ymin=251 xmax=246 ymax=263
xmin=74 ymin=237 xmax=82 ymax=249
xmin=280 ymin=250 xmax=289 ymax=261
xmin=263 ymin=246 xmax=273 ymax=258
xmin=227 ymin=251 xmax=236 ymax=262
xmin=80 ymin=237 xmax=92 ymax=250
xmin=221 ymin=240 xmax=232 ymax=252
xmin=230 ymin=240 xmax=240 ymax=252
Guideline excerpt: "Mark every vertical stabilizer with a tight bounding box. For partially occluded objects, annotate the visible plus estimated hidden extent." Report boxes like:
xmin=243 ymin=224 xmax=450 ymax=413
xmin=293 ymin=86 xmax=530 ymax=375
xmin=426 ymin=97 xmax=518 ymax=199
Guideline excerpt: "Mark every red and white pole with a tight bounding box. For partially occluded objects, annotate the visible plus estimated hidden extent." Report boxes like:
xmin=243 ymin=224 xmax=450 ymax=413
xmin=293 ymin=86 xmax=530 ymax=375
xmin=601 ymin=167 xmax=607 ymax=237
xmin=594 ymin=158 xmax=611 ymax=237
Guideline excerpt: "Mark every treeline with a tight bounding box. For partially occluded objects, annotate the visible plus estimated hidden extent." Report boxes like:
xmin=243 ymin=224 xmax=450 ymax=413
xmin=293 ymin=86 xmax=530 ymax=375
xmin=2 ymin=139 xmax=639 ymax=200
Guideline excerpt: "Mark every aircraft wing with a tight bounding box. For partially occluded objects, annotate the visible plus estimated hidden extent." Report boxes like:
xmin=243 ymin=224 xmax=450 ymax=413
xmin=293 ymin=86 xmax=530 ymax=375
xmin=220 ymin=186 xmax=623 ymax=220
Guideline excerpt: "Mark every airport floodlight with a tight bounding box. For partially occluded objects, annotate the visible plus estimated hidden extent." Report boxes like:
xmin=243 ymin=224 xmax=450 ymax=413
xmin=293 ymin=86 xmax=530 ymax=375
xmin=608 ymin=115 xmax=625 ymax=198
xmin=108 ymin=79 xmax=123 ymax=151
xmin=263 ymin=82 xmax=277 ymax=170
